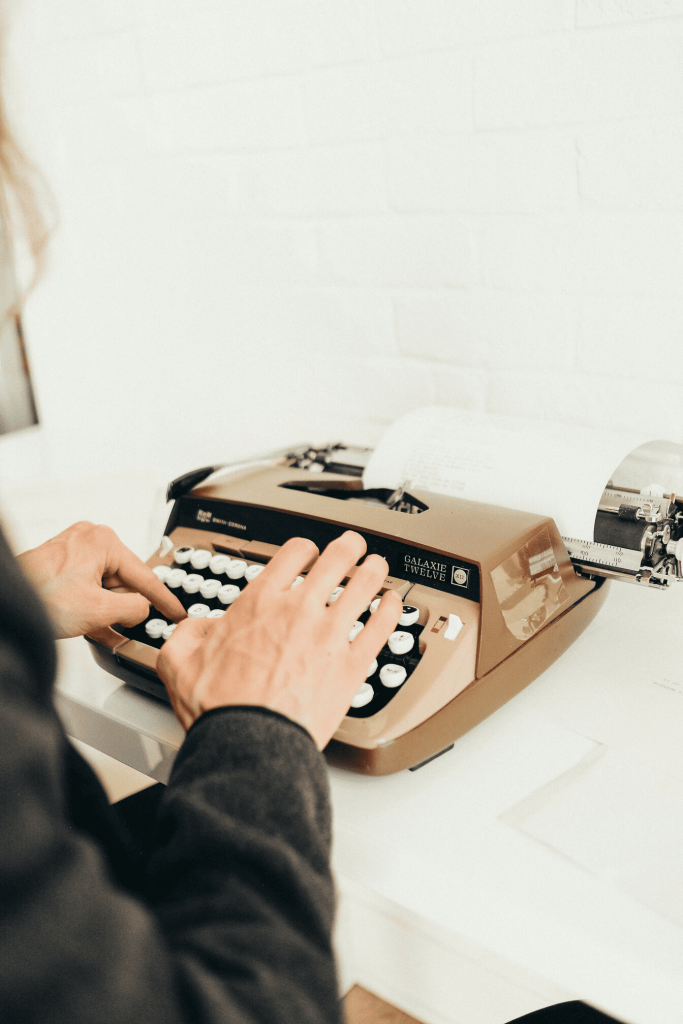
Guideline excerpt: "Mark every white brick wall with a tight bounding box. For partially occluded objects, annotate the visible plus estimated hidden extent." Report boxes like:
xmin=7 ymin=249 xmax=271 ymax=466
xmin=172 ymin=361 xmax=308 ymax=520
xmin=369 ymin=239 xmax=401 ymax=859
xmin=4 ymin=0 xmax=683 ymax=482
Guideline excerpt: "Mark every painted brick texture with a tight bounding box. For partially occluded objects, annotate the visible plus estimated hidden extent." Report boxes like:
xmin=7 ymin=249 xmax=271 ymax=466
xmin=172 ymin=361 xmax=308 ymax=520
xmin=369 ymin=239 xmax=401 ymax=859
xmin=6 ymin=0 xmax=683 ymax=477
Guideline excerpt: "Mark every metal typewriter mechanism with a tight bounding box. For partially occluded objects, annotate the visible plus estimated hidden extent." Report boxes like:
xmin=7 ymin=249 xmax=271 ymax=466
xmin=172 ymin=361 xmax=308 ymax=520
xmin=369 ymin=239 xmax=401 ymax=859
xmin=85 ymin=442 xmax=674 ymax=776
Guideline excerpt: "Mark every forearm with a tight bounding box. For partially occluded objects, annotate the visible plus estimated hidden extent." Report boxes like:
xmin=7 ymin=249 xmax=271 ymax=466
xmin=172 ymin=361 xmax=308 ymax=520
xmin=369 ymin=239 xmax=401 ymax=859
xmin=147 ymin=707 xmax=343 ymax=1024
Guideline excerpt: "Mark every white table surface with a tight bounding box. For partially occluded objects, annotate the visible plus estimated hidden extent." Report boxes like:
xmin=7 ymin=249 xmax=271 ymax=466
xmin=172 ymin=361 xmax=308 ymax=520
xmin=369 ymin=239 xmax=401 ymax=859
xmin=6 ymin=471 xmax=683 ymax=1024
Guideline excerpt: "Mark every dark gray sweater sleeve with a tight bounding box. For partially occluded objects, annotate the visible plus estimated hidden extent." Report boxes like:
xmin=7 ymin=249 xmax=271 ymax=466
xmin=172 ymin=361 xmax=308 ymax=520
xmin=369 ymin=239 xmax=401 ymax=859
xmin=147 ymin=706 xmax=342 ymax=1024
xmin=0 ymin=522 xmax=343 ymax=1024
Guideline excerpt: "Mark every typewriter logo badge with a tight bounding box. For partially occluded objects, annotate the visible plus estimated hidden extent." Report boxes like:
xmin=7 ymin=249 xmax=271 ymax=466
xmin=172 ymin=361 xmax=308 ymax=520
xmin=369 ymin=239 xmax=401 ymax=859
xmin=196 ymin=509 xmax=212 ymax=524
xmin=452 ymin=567 xmax=469 ymax=587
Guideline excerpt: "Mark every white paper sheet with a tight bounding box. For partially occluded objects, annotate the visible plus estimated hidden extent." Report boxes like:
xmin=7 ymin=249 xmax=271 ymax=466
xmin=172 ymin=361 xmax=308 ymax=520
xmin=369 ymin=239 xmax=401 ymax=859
xmin=363 ymin=407 xmax=654 ymax=539
xmin=504 ymin=746 xmax=683 ymax=928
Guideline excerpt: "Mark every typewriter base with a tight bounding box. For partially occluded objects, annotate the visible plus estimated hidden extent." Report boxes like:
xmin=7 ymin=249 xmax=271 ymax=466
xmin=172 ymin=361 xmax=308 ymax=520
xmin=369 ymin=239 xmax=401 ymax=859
xmin=324 ymin=578 xmax=611 ymax=775
xmin=86 ymin=579 xmax=609 ymax=776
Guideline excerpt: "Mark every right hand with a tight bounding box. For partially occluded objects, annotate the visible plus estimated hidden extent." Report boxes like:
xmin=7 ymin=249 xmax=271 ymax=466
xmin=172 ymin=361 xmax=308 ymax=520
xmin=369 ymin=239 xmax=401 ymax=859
xmin=157 ymin=531 xmax=403 ymax=748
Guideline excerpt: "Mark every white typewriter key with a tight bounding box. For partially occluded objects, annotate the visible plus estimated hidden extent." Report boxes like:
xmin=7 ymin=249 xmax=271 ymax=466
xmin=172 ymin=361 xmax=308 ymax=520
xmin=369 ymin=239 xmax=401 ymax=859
xmin=182 ymin=573 xmax=204 ymax=594
xmin=190 ymin=548 xmax=212 ymax=571
xmin=350 ymin=683 xmax=374 ymax=709
xmin=209 ymin=554 xmax=231 ymax=576
xmin=200 ymin=578 xmax=223 ymax=600
xmin=153 ymin=564 xmax=171 ymax=582
xmin=291 ymin=575 xmax=305 ymax=588
xmin=380 ymin=663 xmax=407 ymax=688
xmin=398 ymin=604 xmax=419 ymax=628
xmin=388 ymin=631 xmax=414 ymax=656
xmin=218 ymin=584 xmax=241 ymax=605
xmin=188 ymin=603 xmax=210 ymax=618
xmin=166 ymin=568 xmax=187 ymax=589
xmin=227 ymin=559 xmax=247 ymax=580
xmin=161 ymin=623 xmax=177 ymax=641
xmin=174 ymin=546 xmax=194 ymax=565
xmin=245 ymin=564 xmax=265 ymax=582
xmin=348 ymin=621 xmax=364 ymax=642
xmin=369 ymin=597 xmax=381 ymax=614
xmin=145 ymin=618 xmax=167 ymax=640
xmin=207 ymin=609 xmax=225 ymax=619
xmin=367 ymin=659 xmax=378 ymax=678
xmin=328 ymin=586 xmax=344 ymax=604
xmin=159 ymin=536 xmax=174 ymax=557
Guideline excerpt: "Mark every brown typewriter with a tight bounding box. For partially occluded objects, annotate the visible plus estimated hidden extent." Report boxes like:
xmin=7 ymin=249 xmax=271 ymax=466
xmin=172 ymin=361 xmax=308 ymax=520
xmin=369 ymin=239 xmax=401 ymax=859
xmin=85 ymin=443 xmax=683 ymax=774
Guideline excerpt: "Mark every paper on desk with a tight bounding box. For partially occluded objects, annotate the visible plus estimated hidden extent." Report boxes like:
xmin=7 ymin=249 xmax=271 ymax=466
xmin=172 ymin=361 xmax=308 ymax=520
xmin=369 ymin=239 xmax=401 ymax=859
xmin=503 ymin=746 xmax=683 ymax=928
xmin=363 ymin=407 xmax=659 ymax=539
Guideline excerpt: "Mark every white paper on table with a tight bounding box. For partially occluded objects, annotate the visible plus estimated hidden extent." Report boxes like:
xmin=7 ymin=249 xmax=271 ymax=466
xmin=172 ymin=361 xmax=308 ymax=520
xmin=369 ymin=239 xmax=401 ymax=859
xmin=363 ymin=407 xmax=661 ymax=540
xmin=502 ymin=746 xmax=683 ymax=928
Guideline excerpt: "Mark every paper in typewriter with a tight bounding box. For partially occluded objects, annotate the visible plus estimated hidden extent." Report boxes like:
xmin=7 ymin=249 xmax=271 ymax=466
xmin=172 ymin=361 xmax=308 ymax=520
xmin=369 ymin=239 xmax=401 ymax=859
xmin=363 ymin=407 xmax=660 ymax=540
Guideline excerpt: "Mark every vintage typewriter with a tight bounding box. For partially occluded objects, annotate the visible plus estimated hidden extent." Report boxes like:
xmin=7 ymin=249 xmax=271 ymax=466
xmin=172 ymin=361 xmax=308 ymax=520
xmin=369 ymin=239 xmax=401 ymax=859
xmin=85 ymin=443 xmax=683 ymax=775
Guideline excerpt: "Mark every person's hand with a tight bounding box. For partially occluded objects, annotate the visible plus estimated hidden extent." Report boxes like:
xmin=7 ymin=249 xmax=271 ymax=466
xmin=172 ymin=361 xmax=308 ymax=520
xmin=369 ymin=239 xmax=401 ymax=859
xmin=17 ymin=521 xmax=187 ymax=639
xmin=157 ymin=531 xmax=403 ymax=748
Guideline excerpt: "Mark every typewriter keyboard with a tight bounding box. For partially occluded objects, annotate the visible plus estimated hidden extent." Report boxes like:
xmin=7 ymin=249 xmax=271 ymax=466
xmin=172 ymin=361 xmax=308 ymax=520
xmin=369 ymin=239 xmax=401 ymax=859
xmin=116 ymin=543 xmax=425 ymax=719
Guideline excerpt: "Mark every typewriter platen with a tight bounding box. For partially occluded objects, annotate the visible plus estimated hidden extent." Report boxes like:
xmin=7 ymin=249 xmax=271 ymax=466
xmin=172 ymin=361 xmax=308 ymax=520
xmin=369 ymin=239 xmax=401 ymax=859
xmin=85 ymin=441 xmax=680 ymax=775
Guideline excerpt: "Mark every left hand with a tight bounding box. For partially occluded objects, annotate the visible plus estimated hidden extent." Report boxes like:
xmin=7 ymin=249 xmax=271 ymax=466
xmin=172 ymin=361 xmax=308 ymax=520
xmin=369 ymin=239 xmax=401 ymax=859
xmin=17 ymin=521 xmax=187 ymax=639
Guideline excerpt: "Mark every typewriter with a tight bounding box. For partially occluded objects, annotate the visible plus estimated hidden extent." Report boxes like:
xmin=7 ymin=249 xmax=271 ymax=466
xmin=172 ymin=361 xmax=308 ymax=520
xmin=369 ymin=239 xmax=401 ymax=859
xmin=84 ymin=443 xmax=683 ymax=775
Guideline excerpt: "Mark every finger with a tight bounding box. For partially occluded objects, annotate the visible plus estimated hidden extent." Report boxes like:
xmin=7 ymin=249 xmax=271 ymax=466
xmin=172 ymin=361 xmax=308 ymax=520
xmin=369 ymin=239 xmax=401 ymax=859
xmin=162 ymin=616 xmax=211 ymax=660
xmin=103 ymin=536 xmax=187 ymax=622
xmin=304 ymin=531 xmax=366 ymax=598
xmin=333 ymin=553 xmax=389 ymax=622
xmin=259 ymin=536 xmax=319 ymax=589
xmin=92 ymin=588 xmax=151 ymax=629
xmin=351 ymin=589 xmax=403 ymax=661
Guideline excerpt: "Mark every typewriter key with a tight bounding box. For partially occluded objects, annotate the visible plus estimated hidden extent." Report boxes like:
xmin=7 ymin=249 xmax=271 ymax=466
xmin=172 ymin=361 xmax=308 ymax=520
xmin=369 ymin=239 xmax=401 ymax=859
xmin=388 ymin=631 xmax=414 ymax=656
xmin=245 ymin=564 xmax=265 ymax=582
xmin=182 ymin=573 xmax=204 ymax=594
xmin=398 ymin=604 xmax=419 ymax=627
xmin=190 ymin=548 xmax=212 ymax=571
xmin=351 ymin=682 xmax=374 ymax=709
xmin=348 ymin=620 xmax=364 ymax=641
xmin=188 ymin=603 xmax=210 ymax=618
xmin=166 ymin=568 xmax=187 ymax=589
xmin=367 ymin=658 xmax=378 ymax=678
xmin=227 ymin=559 xmax=247 ymax=580
xmin=380 ymin=663 xmax=407 ymax=688
xmin=207 ymin=609 xmax=224 ymax=619
xmin=369 ymin=597 xmax=381 ymax=614
xmin=209 ymin=554 xmax=231 ymax=576
xmin=199 ymin=578 xmax=222 ymax=600
xmin=328 ymin=586 xmax=344 ymax=604
xmin=218 ymin=584 xmax=241 ymax=605
xmin=153 ymin=564 xmax=171 ymax=582
xmin=162 ymin=623 xmax=177 ymax=641
xmin=174 ymin=546 xmax=194 ymax=565
xmin=291 ymin=575 xmax=305 ymax=588
xmin=145 ymin=618 xmax=167 ymax=640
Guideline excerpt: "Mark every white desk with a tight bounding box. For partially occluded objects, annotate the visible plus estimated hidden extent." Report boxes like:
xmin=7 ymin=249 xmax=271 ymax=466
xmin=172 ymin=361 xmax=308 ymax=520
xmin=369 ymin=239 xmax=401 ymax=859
xmin=7 ymin=473 xmax=683 ymax=1024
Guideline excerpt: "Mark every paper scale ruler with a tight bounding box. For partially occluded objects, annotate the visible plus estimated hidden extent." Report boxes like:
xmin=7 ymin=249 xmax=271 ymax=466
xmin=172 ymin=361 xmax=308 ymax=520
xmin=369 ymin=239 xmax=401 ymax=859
xmin=561 ymin=536 xmax=643 ymax=575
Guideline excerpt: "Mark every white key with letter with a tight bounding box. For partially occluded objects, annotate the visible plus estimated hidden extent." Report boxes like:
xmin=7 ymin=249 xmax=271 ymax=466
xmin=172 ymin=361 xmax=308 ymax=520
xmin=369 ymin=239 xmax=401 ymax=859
xmin=388 ymin=631 xmax=414 ymax=656
xmin=245 ymin=564 xmax=265 ymax=582
xmin=349 ymin=621 xmax=364 ymax=641
xmin=200 ymin=578 xmax=222 ymax=600
xmin=166 ymin=569 xmax=187 ymax=589
xmin=398 ymin=604 xmax=419 ymax=627
xmin=380 ymin=663 xmax=407 ymax=688
xmin=145 ymin=618 xmax=167 ymax=640
xmin=162 ymin=623 xmax=177 ymax=641
xmin=174 ymin=546 xmax=194 ymax=565
xmin=209 ymin=554 xmax=231 ymax=576
xmin=190 ymin=549 xmax=212 ymax=571
xmin=227 ymin=559 xmax=247 ymax=580
xmin=188 ymin=603 xmax=210 ymax=618
xmin=153 ymin=564 xmax=171 ymax=582
xmin=218 ymin=584 xmax=241 ymax=605
xmin=182 ymin=573 xmax=203 ymax=594
xmin=207 ymin=609 xmax=224 ymax=619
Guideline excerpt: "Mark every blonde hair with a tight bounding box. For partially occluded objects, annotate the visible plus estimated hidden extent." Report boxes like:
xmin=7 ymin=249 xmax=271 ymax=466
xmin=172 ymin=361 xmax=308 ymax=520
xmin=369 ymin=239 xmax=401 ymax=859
xmin=0 ymin=9 xmax=51 ymax=296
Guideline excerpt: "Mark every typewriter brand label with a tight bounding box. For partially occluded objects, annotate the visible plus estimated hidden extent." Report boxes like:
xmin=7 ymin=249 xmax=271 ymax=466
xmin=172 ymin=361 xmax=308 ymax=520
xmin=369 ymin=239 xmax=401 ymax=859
xmin=452 ymin=567 xmax=469 ymax=587
xmin=403 ymin=554 xmax=447 ymax=582
xmin=196 ymin=509 xmax=212 ymax=523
